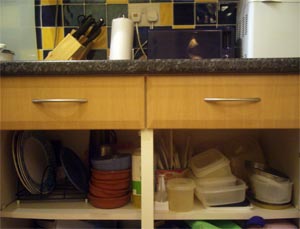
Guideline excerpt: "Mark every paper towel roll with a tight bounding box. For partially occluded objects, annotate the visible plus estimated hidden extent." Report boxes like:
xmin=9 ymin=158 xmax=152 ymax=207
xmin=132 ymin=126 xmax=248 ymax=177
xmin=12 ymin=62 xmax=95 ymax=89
xmin=109 ymin=17 xmax=134 ymax=60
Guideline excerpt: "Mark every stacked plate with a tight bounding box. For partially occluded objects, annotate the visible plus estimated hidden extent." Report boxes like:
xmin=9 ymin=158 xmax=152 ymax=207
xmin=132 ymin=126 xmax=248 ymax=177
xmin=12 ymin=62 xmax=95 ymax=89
xmin=88 ymin=166 xmax=131 ymax=208
xmin=12 ymin=131 xmax=56 ymax=195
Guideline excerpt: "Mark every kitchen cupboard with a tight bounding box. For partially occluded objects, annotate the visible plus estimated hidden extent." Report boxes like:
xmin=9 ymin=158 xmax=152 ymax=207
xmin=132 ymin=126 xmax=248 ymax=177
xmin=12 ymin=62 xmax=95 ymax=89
xmin=1 ymin=73 xmax=299 ymax=229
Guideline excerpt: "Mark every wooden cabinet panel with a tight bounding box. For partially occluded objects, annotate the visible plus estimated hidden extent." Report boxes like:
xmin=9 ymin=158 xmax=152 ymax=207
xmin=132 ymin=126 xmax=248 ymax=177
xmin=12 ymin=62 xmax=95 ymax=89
xmin=147 ymin=74 xmax=299 ymax=129
xmin=1 ymin=76 xmax=145 ymax=130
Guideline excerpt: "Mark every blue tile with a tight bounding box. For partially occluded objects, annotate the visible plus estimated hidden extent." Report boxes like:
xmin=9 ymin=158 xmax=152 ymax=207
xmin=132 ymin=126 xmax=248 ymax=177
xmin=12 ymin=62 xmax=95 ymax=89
xmin=35 ymin=6 xmax=41 ymax=27
xmin=218 ymin=3 xmax=237 ymax=24
xmin=63 ymin=0 xmax=85 ymax=3
xmin=64 ymin=27 xmax=78 ymax=36
xmin=43 ymin=50 xmax=52 ymax=59
xmin=173 ymin=3 xmax=194 ymax=25
xmin=42 ymin=5 xmax=62 ymax=26
xmin=87 ymin=49 xmax=107 ymax=60
xmin=174 ymin=0 xmax=194 ymax=2
xmin=107 ymin=4 xmax=128 ymax=26
xmin=85 ymin=4 xmax=106 ymax=24
xmin=35 ymin=0 xmax=41 ymax=5
xmin=85 ymin=0 xmax=106 ymax=2
xmin=36 ymin=28 xmax=42 ymax=49
xmin=63 ymin=5 xmax=84 ymax=26
xmin=133 ymin=27 xmax=149 ymax=49
xmin=196 ymin=3 xmax=217 ymax=24
xmin=129 ymin=0 xmax=149 ymax=3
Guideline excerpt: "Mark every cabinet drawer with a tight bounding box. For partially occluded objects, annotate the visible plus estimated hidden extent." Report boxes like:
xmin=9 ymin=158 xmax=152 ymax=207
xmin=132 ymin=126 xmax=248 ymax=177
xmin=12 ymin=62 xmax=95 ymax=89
xmin=1 ymin=76 xmax=145 ymax=130
xmin=147 ymin=75 xmax=299 ymax=129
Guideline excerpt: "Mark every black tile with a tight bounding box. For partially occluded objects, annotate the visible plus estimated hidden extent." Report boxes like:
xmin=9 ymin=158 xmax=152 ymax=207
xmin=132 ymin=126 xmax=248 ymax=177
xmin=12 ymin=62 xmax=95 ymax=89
xmin=87 ymin=49 xmax=107 ymax=60
xmin=35 ymin=6 xmax=41 ymax=27
xmin=35 ymin=0 xmax=41 ymax=5
xmin=63 ymin=5 xmax=84 ymax=26
xmin=36 ymin=28 xmax=42 ymax=49
xmin=42 ymin=5 xmax=63 ymax=26
xmin=218 ymin=3 xmax=237 ymax=24
xmin=196 ymin=3 xmax=217 ymax=24
xmin=173 ymin=3 xmax=194 ymax=25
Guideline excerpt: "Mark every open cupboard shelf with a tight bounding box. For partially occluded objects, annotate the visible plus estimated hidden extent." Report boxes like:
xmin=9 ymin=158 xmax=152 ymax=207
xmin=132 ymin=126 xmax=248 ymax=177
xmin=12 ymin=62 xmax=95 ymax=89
xmin=1 ymin=128 xmax=299 ymax=228
xmin=1 ymin=201 xmax=140 ymax=220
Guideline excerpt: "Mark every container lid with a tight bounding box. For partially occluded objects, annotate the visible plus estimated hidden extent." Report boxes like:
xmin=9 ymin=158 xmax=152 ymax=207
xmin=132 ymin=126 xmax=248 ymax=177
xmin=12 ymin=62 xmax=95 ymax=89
xmin=195 ymin=175 xmax=237 ymax=187
xmin=189 ymin=148 xmax=230 ymax=177
xmin=196 ymin=179 xmax=247 ymax=194
xmin=167 ymin=178 xmax=195 ymax=191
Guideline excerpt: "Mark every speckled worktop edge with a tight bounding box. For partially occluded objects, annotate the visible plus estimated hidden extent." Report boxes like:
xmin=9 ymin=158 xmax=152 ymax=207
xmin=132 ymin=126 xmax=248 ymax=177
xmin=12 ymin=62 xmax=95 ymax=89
xmin=0 ymin=58 xmax=299 ymax=76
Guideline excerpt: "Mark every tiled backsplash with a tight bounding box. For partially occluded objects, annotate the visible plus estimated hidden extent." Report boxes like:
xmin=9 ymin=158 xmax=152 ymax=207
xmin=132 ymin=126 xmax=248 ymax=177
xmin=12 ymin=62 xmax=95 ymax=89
xmin=35 ymin=0 xmax=237 ymax=60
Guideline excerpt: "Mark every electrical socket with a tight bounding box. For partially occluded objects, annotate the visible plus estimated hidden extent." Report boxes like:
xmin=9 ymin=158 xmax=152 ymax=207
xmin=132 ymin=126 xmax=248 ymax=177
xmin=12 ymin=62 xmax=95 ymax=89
xmin=128 ymin=3 xmax=160 ymax=26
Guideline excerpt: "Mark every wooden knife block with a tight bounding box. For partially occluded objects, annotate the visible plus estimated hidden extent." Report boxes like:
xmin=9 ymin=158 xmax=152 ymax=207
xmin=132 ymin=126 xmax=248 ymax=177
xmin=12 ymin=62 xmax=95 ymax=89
xmin=45 ymin=33 xmax=92 ymax=60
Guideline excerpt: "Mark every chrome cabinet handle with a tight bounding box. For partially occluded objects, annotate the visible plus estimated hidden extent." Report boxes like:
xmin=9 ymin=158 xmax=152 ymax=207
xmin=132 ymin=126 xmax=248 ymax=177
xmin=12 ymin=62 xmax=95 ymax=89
xmin=32 ymin=98 xmax=88 ymax=103
xmin=204 ymin=97 xmax=261 ymax=102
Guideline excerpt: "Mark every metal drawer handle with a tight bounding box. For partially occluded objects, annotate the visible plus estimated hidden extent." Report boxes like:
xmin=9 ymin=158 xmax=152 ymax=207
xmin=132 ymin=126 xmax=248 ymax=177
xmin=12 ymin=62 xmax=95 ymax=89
xmin=204 ymin=97 xmax=261 ymax=102
xmin=32 ymin=98 xmax=88 ymax=103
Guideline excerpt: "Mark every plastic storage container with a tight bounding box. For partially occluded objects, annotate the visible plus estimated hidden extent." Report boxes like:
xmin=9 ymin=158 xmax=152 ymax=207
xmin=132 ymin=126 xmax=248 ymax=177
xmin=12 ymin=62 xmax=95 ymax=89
xmin=250 ymin=174 xmax=293 ymax=204
xmin=167 ymin=178 xmax=195 ymax=212
xmin=194 ymin=175 xmax=237 ymax=188
xmin=189 ymin=148 xmax=231 ymax=178
xmin=195 ymin=178 xmax=247 ymax=206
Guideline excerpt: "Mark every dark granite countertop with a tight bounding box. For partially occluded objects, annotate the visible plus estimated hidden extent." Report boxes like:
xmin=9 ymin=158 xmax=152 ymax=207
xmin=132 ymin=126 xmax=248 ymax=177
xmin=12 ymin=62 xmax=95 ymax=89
xmin=0 ymin=58 xmax=299 ymax=76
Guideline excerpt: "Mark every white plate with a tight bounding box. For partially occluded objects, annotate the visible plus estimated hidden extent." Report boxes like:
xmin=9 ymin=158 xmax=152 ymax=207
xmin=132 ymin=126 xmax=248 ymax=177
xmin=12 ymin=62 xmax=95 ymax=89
xmin=17 ymin=131 xmax=56 ymax=194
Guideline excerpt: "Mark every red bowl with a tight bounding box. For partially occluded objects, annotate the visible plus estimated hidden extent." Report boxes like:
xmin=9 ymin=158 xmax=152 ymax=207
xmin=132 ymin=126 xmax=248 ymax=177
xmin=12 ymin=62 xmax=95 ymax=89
xmin=91 ymin=168 xmax=131 ymax=180
xmin=89 ymin=182 xmax=129 ymax=198
xmin=88 ymin=193 xmax=131 ymax=209
xmin=90 ymin=176 xmax=130 ymax=190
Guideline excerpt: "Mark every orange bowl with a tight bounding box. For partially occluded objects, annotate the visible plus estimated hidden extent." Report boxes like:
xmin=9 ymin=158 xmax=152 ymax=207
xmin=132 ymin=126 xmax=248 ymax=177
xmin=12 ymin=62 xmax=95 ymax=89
xmin=91 ymin=168 xmax=131 ymax=180
xmin=88 ymin=193 xmax=130 ymax=209
xmin=89 ymin=182 xmax=129 ymax=198
xmin=90 ymin=176 xmax=130 ymax=190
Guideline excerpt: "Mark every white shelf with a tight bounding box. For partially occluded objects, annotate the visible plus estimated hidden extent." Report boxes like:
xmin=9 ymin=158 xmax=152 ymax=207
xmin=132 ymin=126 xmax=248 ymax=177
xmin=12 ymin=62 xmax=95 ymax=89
xmin=155 ymin=200 xmax=299 ymax=220
xmin=0 ymin=201 xmax=141 ymax=220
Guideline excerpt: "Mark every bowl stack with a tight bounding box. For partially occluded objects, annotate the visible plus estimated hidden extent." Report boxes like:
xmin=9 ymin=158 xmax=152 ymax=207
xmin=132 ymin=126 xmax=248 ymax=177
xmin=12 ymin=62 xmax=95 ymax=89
xmin=88 ymin=154 xmax=132 ymax=209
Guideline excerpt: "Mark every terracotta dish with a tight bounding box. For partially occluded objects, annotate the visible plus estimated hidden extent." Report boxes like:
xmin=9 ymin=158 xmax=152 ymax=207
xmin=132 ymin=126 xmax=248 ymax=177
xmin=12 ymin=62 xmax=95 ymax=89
xmin=89 ymin=182 xmax=129 ymax=198
xmin=90 ymin=176 xmax=130 ymax=190
xmin=91 ymin=168 xmax=131 ymax=180
xmin=88 ymin=193 xmax=131 ymax=209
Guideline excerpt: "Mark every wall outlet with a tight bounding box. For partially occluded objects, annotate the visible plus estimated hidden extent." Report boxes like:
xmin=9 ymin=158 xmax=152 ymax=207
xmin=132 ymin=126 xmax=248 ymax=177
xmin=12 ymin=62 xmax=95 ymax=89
xmin=128 ymin=3 xmax=160 ymax=27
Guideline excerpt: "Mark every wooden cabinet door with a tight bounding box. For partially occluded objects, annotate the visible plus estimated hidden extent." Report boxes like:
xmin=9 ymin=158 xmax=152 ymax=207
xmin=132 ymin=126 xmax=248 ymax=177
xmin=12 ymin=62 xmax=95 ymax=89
xmin=1 ymin=76 xmax=145 ymax=130
xmin=147 ymin=74 xmax=299 ymax=129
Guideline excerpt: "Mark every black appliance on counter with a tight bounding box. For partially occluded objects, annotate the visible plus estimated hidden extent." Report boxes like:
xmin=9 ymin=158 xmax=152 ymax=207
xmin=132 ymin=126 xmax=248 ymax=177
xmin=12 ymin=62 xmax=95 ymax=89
xmin=147 ymin=28 xmax=235 ymax=59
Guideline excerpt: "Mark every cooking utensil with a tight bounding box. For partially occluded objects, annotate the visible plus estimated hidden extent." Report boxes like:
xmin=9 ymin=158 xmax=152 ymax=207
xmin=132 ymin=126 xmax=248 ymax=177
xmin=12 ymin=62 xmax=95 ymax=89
xmin=72 ymin=15 xmax=95 ymax=40
xmin=82 ymin=18 xmax=104 ymax=46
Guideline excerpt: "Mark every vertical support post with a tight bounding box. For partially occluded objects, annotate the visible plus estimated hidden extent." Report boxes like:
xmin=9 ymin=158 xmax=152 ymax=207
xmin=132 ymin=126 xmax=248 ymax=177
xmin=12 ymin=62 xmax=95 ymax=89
xmin=141 ymin=129 xmax=154 ymax=229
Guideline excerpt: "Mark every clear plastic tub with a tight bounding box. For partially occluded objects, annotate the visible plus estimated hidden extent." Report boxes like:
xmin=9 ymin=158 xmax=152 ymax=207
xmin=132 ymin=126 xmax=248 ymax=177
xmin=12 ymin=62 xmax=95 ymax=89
xmin=189 ymin=148 xmax=232 ymax=178
xmin=250 ymin=174 xmax=293 ymax=204
xmin=195 ymin=178 xmax=247 ymax=206
xmin=167 ymin=178 xmax=195 ymax=212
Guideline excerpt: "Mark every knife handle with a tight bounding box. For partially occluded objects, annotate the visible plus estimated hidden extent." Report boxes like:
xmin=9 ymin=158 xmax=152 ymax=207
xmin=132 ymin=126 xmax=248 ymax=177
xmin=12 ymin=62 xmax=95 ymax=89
xmin=73 ymin=17 xmax=95 ymax=40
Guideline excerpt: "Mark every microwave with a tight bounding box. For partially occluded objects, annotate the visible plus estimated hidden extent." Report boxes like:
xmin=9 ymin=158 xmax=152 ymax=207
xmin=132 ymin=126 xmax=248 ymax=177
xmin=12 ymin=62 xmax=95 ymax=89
xmin=147 ymin=29 xmax=235 ymax=59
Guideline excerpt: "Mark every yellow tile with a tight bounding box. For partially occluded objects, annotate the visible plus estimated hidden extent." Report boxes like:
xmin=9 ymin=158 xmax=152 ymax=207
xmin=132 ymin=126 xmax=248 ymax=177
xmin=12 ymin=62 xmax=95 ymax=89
xmin=106 ymin=0 xmax=128 ymax=4
xmin=37 ymin=49 xmax=44 ymax=60
xmin=41 ymin=0 xmax=63 ymax=5
xmin=160 ymin=3 xmax=173 ymax=26
xmin=91 ymin=27 xmax=108 ymax=49
xmin=42 ymin=27 xmax=65 ymax=50
xmin=172 ymin=25 xmax=195 ymax=29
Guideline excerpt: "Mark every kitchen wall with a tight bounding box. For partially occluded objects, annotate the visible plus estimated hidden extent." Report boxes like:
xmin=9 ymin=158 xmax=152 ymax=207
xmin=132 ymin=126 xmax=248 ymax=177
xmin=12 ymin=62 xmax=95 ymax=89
xmin=35 ymin=0 xmax=237 ymax=60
